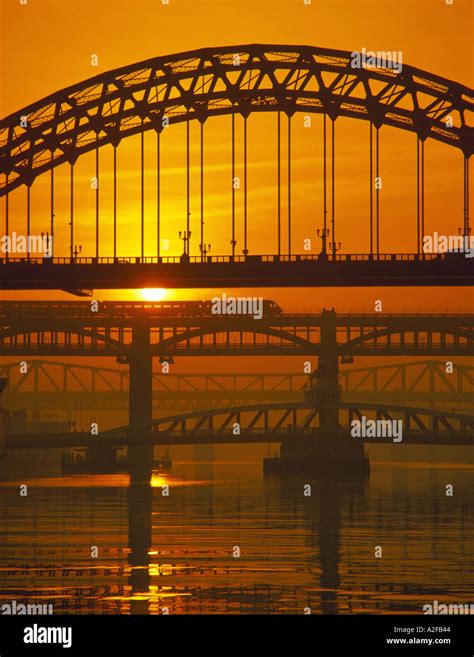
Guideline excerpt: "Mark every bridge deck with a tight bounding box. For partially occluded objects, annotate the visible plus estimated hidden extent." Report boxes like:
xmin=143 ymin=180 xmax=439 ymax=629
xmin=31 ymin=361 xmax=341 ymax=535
xmin=5 ymin=430 xmax=474 ymax=450
xmin=1 ymin=255 xmax=472 ymax=289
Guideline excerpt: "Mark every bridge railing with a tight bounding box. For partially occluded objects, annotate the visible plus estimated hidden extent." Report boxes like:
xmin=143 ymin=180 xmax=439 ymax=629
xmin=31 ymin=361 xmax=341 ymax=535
xmin=0 ymin=253 xmax=456 ymax=265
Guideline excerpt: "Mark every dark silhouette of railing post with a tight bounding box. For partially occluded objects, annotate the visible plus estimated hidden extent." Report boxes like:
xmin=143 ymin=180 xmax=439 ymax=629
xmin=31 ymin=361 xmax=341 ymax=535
xmin=128 ymin=321 xmax=153 ymax=480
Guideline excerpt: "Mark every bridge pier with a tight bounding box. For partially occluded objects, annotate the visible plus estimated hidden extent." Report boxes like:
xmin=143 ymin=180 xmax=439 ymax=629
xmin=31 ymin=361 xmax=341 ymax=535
xmin=317 ymin=309 xmax=340 ymax=431
xmin=128 ymin=322 xmax=153 ymax=481
xmin=265 ymin=310 xmax=369 ymax=477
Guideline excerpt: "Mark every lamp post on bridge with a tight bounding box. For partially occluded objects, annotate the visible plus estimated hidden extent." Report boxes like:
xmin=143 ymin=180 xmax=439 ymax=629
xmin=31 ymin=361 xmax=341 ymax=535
xmin=330 ymin=241 xmax=342 ymax=259
xmin=458 ymin=225 xmax=471 ymax=251
xmin=179 ymin=230 xmax=192 ymax=262
xmin=73 ymin=245 xmax=82 ymax=262
xmin=317 ymin=228 xmax=329 ymax=259
xmin=199 ymin=243 xmax=211 ymax=262
xmin=40 ymin=232 xmax=52 ymax=259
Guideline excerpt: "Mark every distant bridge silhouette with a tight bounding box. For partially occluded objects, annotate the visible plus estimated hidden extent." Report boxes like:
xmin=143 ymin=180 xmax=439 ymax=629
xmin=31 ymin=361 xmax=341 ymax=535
xmin=0 ymin=303 xmax=472 ymax=356
xmin=6 ymin=401 xmax=474 ymax=450
xmin=1 ymin=359 xmax=473 ymax=412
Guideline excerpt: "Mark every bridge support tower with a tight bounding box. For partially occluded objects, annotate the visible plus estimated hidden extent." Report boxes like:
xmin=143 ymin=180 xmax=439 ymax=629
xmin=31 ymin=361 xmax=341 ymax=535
xmin=128 ymin=322 xmax=154 ymax=481
xmin=265 ymin=310 xmax=369 ymax=477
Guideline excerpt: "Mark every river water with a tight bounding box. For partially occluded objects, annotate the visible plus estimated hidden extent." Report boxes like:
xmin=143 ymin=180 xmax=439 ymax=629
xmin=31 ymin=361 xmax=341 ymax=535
xmin=0 ymin=459 xmax=473 ymax=615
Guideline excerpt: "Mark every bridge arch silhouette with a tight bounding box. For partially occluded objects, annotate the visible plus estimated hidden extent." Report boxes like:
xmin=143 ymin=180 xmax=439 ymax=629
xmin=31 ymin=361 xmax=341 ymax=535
xmin=149 ymin=324 xmax=473 ymax=356
xmin=0 ymin=45 xmax=472 ymax=289
xmin=1 ymin=359 xmax=473 ymax=419
xmin=1 ymin=44 xmax=472 ymax=194
xmin=0 ymin=327 xmax=125 ymax=353
xmin=93 ymin=401 xmax=474 ymax=445
xmin=0 ymin=314 xmax=472 ymax=356
xmin=344 ymin=326 xmax=472 ymax=350
xmin=1 ymin=357 xmax=473 ymax=418
xmin=5 ymin=401 xmax=474 ymax=450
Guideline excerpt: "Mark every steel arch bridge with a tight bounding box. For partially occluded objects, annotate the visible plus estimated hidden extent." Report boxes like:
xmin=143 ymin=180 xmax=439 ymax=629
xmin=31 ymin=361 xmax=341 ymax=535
xmin=0 ymin=45 xmax=472 ymax=290
xmin=7 ymin=401 xmax=474 ymax=450
xmin=1 ymin=358 xmax=473 ymax=412
xmin=0 ymin=312 xmax=472 ymax=357
xmin=103 ymin=401 xmax=474 ymax=444
xmin=1 ymin=43 xmax=472 ymax=192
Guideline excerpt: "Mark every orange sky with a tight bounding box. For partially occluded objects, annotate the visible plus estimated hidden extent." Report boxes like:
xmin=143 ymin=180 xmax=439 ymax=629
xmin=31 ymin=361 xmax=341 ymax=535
xmin=0 ymin=0 xmax=473 ymax=311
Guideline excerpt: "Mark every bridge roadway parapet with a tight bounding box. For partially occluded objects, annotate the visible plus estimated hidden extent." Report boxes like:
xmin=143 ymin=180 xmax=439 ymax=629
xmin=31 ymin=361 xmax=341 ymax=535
xmin=0 ymin=303 xmax=472 ymax=357
xmin=1 ymin=254 xmax=473 ymax=290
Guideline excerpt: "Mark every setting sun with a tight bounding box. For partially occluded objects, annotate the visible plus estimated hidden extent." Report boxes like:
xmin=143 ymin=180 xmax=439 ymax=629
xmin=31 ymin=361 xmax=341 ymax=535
xmin=141 ymin=288 xmax=166 ymax=302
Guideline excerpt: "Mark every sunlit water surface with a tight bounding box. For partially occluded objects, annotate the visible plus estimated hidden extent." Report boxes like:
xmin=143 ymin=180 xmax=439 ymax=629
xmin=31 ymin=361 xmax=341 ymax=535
xmin=0 ymin=460 xmax=473 ymax=614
